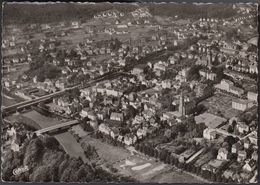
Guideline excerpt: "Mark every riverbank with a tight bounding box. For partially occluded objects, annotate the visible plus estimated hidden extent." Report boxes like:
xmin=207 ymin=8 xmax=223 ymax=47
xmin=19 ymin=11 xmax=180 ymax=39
xmin=10 ymin=110 xmax=88 ymax=163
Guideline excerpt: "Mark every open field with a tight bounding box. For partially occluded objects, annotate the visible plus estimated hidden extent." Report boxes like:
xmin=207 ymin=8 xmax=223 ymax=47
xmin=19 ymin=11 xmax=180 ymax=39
xmin=114 ymin=152 xmax=206 ymax=183
xmin=3 ymin=63 xmax=29 ymax=81
xmin=81 ymin=135 xmax=206 ymax=183
xmin=81 ymin=135 xmax=131 ymax=164
xmin=2 ymin=95 xmax=18 ymax=107
xmin=149 ymin=169 xmax=208 ymax=183
xmin=200 ymin=92 xmax=242 ymax=119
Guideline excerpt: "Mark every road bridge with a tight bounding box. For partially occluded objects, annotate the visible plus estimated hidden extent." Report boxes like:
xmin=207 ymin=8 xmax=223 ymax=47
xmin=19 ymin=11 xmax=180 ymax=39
xmin=34 ymin=120 xmax=79 ymax=136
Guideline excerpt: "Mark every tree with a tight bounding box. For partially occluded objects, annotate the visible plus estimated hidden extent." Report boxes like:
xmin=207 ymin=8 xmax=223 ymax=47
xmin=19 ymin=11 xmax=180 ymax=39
xmin=31 ymin=165 xmax=53 ymax=182
xmin=135 ymin=144 xmax=140 ymax=151
xmin=186 ymin=65 xmax=201 ymax=81
xmin=225 ymin=28 xmax=238 ymax=41
xmin=70 ymin=88 xmax=81 ymax=98
xmin=195 ymin=166 xmax=201 ymax=175
xmin=74 ymin=165 xmax=92 ymax=182
xmin=124 ymin=105 xmax=137 ymax=120
xmin=216 ymin=173 xmax=222 ymax=182
xmin=224 ymin=136 xmax=238 ymax=146
xmin=24 ymin=138 xmax=44 ymax=168
xmin=211 ymin=148 xmax=218 ymax=158
xmin=41 ymin=136 xmax=60 ymax=150
xmin=212 ymin=66 xmax=224 ymax=82
xmin=227 ymin=125 xmax=233 ymax=133
xmin=164 ymin=129 xmax=172 ymax=139
xmin=210 ymin=173 xmax=216 ymax=182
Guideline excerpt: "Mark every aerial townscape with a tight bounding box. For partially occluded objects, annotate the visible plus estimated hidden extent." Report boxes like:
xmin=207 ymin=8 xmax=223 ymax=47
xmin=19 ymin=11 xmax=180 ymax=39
xmin=1 ymin=3 xmax=258 ymax=183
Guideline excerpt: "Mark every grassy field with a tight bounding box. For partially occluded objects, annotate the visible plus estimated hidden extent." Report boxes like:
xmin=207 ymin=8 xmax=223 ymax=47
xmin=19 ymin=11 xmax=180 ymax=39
xmin=149 ymin=169 xmax=207 ymax=183
xmin=113 ymin=151 xmax=206 ymax=183
xmin=82 ymin=135 xmax=206 ymax=183
xmin=81 ymin=135 xmax=131 ymax=164
xmin=3 ymin=63 xmax=29 ymax=83
xmin=200 ymin=92 xmax=241 ymax=119
xmin=2 ymin=95 xmax=18 ymax=107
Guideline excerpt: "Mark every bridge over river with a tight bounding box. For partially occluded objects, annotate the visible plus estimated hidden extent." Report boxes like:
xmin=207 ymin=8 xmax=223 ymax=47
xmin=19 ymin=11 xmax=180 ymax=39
xmin=21 ymin=110 xmax=89 ymax=164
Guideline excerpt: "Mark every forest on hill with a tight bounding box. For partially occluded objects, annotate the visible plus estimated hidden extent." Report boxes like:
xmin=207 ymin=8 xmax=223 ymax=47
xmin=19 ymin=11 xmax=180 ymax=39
xmin=3 ymin=3 xmax=138 ymax=25
xmin=148 ymin=3 xmax=238 ymax=19
xmin=3 ymin=3 xmax=240 ymax=25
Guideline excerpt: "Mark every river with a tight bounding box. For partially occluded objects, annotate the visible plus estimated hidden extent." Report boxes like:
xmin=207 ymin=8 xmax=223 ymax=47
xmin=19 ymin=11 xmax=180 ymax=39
xmin=21 ymin=110 xmax=88 ymax=163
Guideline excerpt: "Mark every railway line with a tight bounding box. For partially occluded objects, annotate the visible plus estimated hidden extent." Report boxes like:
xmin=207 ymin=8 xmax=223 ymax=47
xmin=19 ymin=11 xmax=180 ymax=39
xmin=2 ymin=48 xmax=168 ymax=116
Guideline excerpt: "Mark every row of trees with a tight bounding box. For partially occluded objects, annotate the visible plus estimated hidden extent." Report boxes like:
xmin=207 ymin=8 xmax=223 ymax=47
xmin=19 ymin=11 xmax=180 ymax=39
xmin=134 ymin=142 xmax=236 ymax=183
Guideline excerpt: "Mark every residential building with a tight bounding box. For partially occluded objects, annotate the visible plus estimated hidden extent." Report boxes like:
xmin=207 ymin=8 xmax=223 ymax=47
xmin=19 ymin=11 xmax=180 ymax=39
xmin=229 ymin=86 xmax=244 ymax=97
xmin=232 ymin=99 xmax=254 ymax=111
xmin=98 ymin=123 xmax=111 ymax=135
xmin=217 ymin=147 xmax=229 ymax=160
xmin=215 ymin=79 xmax=234 ymax=92
xmin=244 ymin=138 xmax=251 ymax=149
xmin=124 ymin=134 xmax=137 ymax=146
xmin=131 ymin=65 xmax=145 ymax=76
xmin=237 ymin=150 xmax=247 ymax=162
xmin=243 ymin=159 xmax=256 ymax=172
xmin=231 ymin=142 xmax=243 ymax=153
xmin=199 ymin=69 xmax=217 ymax=81
xmin=110 ymin=112 xmax=124 ymax=122
xmin=247 ymin=91 xmax=257 ymax=102
xmin=196 ymin=83 xmax=208 ymax=97
xmin=203 ymin=128 xmax=217 ymax=140
xmin=237 ymin=121 xmax=250 ymax=134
